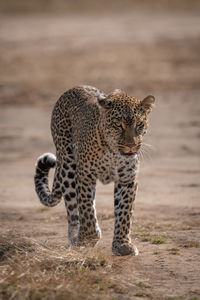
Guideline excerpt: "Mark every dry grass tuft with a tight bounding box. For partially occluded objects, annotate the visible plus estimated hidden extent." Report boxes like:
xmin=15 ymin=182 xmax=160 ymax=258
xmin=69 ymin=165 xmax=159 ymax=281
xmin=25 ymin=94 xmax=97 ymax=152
xmin=0 ymin=235 xmax=35 ymax=262
xmin=0 ymin=234 xmax=124 ymax=300
xmin=179 ymin=241 xmax=199 ymax=248
xmin=135 ymin=232 xmax=167 ymax=244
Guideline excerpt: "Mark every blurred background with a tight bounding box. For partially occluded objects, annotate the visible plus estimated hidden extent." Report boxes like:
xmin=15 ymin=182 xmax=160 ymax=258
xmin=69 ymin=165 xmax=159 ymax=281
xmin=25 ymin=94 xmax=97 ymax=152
xmin=0 ymin=0 xmax=200 ymax=215
xmin=0 ymin=1 xmax=200 ymax=298
xmin=0 ymin=0 xmax=199 ymax=200
xmin=0 ymin=0 xmax=200 ymax=107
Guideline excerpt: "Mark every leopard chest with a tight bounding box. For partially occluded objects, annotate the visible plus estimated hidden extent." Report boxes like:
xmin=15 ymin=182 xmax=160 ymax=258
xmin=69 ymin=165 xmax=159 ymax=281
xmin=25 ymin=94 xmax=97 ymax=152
xmin=93 ymin=150 xmax=139 ymax=185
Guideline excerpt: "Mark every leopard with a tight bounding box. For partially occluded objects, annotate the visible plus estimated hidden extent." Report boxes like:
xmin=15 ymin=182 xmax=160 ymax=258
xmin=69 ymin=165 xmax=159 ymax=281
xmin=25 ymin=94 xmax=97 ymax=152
xmin=34 ymin=85 xmax=155 ymax=256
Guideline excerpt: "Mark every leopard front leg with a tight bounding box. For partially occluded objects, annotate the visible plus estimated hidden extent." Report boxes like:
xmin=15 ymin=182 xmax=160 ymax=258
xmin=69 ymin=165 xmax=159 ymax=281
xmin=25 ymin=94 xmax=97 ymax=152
xmin=74 ymin=172 xmax=101 ymax=247
xmin=112 ymin=181 xmax=138 ymax=256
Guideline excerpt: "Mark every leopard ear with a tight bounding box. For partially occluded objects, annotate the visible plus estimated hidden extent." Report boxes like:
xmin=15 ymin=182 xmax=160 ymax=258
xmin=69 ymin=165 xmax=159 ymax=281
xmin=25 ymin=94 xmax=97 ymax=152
xmin=141 ymin=95 xmax=155 ymax=110
xmin=98 ymin=97 xmax=113 ymax=109
xmin=98 ymin=89 xmax=124 ymax=109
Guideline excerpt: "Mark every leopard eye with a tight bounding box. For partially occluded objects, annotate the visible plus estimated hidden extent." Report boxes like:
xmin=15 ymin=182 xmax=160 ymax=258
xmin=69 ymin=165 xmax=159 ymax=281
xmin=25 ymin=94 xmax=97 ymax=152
xmin=137 ymin=122 xmax=144 ymax=128
xmin=136 ymin=122 xmax=144 ymax=133
xmin=112 ymin=119 xmax=123 ymax=129
xmin=115 ymin=122 xmax=122 ymax=128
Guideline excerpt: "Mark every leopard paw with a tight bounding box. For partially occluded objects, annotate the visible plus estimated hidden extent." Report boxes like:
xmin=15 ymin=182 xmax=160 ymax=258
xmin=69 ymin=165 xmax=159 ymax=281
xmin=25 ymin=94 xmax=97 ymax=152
xmin=112 ymin=242 xmax=139 ymax=256
xmin=71 ymin=232 xmax=101 ymax=248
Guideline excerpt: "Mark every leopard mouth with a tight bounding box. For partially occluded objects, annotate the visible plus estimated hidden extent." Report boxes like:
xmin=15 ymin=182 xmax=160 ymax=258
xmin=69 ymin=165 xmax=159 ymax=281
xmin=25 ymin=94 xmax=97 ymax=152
xmin=118 ymin=143 xmax=140 ymax=156
xmin=119 ymin=149 xmax=137 ymax=156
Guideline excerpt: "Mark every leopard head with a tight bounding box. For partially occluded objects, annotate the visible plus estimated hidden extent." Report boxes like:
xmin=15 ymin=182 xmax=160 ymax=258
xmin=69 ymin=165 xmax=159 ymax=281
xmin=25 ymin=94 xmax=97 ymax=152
xmin=98 ymin=90 xmax=155 ymax=156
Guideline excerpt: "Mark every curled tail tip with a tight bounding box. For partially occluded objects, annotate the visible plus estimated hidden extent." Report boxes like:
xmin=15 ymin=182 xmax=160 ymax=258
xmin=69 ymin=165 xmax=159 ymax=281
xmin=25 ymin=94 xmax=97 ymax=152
xmin=36 ymin=152 xmax=56 ymax=170
xmin=34 ymin=152 xmax=61 ymax=207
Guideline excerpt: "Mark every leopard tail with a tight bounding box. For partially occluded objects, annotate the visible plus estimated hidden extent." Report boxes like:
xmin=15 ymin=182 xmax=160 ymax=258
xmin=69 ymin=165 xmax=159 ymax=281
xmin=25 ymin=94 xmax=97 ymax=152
xmin=34 ymin=153 xmax=62 ymax=207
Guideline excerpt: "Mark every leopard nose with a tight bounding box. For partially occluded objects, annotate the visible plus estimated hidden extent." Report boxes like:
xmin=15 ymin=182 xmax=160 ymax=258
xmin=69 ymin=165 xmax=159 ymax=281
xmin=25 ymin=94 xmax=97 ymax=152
xmin=125 ymin=142 xmax=136 ymax=148
xmin=125 ymin=145 xmax=135 ymax=149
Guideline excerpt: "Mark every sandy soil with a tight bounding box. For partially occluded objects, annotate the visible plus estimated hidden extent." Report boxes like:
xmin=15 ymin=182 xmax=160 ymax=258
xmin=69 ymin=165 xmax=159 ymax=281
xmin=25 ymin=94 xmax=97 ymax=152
xmin=0 ymin=10 xmax=200 ymax=300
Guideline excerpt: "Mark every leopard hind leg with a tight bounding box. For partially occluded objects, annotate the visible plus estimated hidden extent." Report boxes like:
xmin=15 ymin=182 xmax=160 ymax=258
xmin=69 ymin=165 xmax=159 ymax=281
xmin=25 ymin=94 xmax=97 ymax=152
xmin=60 ymin=154 xmax=80 ymax=244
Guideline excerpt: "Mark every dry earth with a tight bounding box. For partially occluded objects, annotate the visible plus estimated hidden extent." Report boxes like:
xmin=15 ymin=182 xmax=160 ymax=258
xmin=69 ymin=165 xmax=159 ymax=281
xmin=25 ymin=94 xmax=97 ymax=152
xmin=0 ymin=8 xmax=200 ymax=300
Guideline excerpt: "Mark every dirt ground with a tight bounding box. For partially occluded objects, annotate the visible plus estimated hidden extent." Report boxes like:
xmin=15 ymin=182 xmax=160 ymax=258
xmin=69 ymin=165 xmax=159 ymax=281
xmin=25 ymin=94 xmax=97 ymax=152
xmin=0 ymin=6 xmax=200 ymax=300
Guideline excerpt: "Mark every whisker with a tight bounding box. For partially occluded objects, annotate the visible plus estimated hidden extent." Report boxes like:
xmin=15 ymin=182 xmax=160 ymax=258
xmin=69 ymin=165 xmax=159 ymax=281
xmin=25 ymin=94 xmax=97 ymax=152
xmin=142 ymin=143 xmax=153 ymax=148
xmin=139 ymin=148 xmax=145 ymax=161
xmin=139 ymin=143 xmax=154 ymax=162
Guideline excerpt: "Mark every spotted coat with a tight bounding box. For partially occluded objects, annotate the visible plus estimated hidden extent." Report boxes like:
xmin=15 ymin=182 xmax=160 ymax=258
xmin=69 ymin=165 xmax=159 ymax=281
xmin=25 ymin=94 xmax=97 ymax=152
xmin=34 ymin=85 xmax=155 ymax=255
